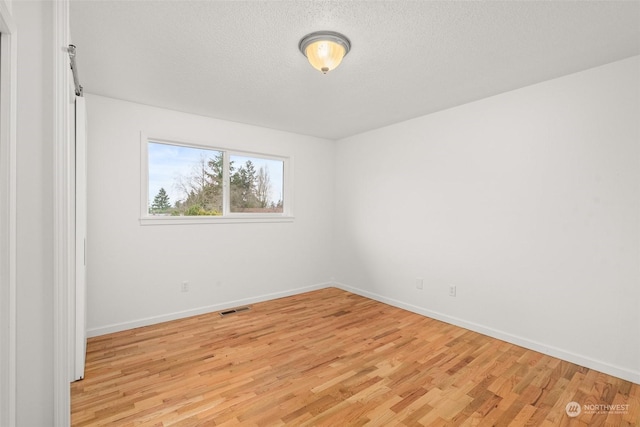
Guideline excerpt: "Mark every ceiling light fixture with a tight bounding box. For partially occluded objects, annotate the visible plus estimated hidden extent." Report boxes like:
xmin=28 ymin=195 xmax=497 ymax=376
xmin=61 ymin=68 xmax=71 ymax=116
xmin=299 ymin=31 xmax=351 ymax=74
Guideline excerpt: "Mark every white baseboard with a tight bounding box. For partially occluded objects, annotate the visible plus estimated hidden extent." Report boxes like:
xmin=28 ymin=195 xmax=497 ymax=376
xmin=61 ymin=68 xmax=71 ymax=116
xmin=87 ymin=282 xmax=332 ymax=338
xmin=333 ymin=282 xmax=640 ymax=385
xmin=87 ymin=280 xmax=639 ymax=384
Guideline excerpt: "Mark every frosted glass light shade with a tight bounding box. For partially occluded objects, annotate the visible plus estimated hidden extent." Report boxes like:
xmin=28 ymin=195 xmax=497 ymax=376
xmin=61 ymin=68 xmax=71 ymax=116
xmin=299 ymin=31 xmax=351 ymax=74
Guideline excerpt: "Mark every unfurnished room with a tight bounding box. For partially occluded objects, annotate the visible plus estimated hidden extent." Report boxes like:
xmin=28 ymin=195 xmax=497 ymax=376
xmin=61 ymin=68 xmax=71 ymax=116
xmin=1 ymin=1 xmax=639 ymax=426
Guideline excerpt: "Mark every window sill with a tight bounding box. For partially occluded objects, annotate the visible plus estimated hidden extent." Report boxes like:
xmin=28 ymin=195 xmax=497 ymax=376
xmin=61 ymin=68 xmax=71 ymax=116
xmin=140 ymin=215 xmax=295 ymax=225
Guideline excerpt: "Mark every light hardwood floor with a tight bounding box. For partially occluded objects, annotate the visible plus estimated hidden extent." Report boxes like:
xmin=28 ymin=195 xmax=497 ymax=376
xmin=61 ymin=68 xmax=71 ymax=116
xmin=71 ymin=288 xmax=639 ymax=426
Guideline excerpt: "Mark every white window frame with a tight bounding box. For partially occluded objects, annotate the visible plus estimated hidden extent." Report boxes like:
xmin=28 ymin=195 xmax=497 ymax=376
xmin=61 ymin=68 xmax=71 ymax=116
xmin=140 ymin=133 xmax=294 ymax=225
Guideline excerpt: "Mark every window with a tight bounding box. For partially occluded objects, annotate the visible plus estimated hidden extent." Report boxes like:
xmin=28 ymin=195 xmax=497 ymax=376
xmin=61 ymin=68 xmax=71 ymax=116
xmin=142 ymin=138 xmax=291 ymax=224
xmin=229 ymin=154 xmax=283 ymax=213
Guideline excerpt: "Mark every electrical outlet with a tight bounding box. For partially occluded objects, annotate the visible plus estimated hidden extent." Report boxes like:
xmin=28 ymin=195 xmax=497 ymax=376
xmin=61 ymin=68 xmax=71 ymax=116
xmin=181 ymin=281 xmax=189 ymax=292
xmin=416 ymin=278 xmax=423 ymax=290
xmin=449 ymin=285 xmax=456 ymax=297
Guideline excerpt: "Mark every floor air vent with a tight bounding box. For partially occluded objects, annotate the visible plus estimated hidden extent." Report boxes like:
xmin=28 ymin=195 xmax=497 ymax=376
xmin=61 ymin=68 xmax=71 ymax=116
xmin=219 ymin=306 xmax=251 ymax=317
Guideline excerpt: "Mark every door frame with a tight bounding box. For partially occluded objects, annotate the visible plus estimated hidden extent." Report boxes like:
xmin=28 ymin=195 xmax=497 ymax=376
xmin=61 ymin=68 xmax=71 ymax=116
xmin=0 ymin=1 xmax=17 ymax=425
xmin=53 ymin=0 xmax=73 ymax=424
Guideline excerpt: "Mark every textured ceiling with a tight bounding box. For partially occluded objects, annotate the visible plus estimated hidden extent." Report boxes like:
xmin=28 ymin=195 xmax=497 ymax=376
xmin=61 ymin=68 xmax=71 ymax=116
xmin=70 ymin=1 xmax=640 ymax=140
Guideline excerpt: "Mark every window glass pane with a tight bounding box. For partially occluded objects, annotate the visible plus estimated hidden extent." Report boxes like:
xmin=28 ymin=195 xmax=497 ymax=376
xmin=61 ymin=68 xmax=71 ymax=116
xmin=229 ymin=155 xmax=284 ymax=213
xmin=148 ymin=141 xmax=223 ymax=216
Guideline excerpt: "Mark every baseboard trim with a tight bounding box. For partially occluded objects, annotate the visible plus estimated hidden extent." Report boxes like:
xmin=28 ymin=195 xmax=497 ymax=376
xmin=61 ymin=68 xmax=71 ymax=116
xmin=87 ymin=282 xmax=332 ymax=338
xmin=333 ymin=282 xmax=640 ymax=385
xmin=87 ymin=280 xmax=639 ymax=384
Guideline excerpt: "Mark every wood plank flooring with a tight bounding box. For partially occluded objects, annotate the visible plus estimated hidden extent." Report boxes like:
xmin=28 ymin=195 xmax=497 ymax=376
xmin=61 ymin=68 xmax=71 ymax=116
xmin=71 ymin=288 xmax=640 ymax=426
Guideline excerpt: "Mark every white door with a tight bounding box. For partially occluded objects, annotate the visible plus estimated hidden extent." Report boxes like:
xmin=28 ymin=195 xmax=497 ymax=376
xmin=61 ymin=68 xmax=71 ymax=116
xmin=74 ymin=95 xmax=87 ymax=381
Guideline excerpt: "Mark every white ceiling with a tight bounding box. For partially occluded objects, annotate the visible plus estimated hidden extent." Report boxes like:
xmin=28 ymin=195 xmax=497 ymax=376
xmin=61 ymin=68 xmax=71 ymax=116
xmin=70 ymin=1 xmax=640 ymax=140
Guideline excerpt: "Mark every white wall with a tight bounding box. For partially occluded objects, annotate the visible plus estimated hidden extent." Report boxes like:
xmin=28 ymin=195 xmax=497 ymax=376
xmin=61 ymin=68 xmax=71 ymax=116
xmin=86 ymin=57 xmax=639 ymax=385
xmin=86 ymin=95 xmax=335 ymax=335
xmin=334 ymin=56 xmax=640 ymax=383
xmin=13 ymin=0 xmax=55 ymax=424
